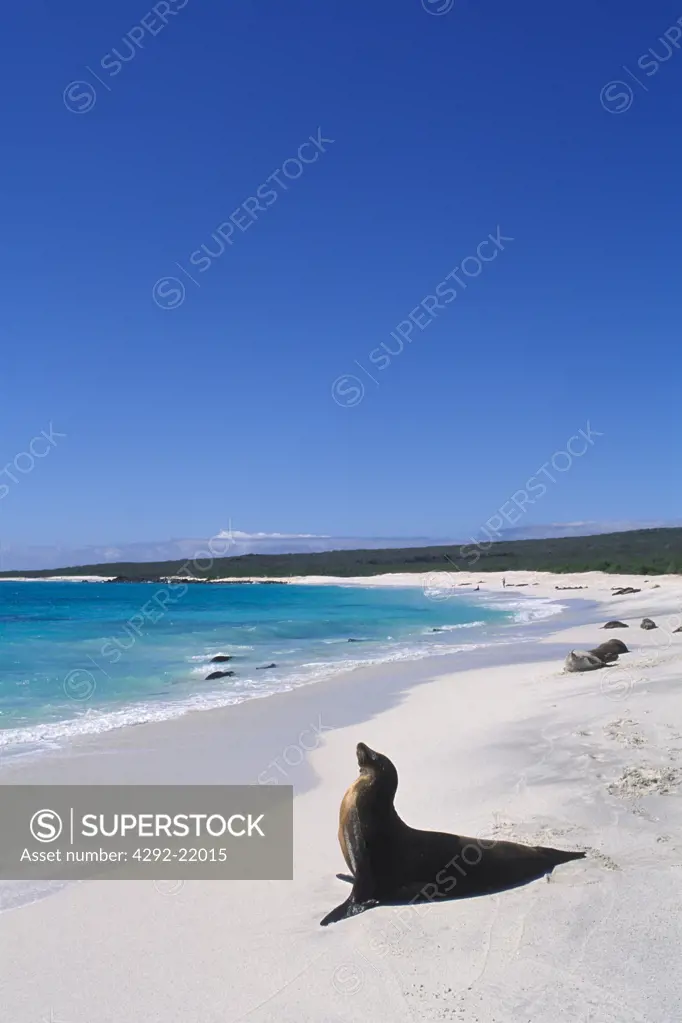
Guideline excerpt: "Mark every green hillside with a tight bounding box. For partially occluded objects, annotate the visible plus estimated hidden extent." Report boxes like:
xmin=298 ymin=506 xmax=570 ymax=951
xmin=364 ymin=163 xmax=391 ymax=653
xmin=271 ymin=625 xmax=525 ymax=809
xmin=1 ymin=528 xmax=681 ymax=581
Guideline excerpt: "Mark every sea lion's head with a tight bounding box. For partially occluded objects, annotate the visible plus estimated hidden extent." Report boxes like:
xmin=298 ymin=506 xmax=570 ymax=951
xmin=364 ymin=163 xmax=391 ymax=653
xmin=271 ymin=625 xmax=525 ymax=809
xmin=356 ymin=742 xmax=398 ymax=800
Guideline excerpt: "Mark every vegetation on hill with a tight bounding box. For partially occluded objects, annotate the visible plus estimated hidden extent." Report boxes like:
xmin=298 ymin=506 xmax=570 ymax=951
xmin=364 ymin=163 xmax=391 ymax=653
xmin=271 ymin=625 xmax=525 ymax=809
xmin=1 ymin=528 xmax=681 ymax=581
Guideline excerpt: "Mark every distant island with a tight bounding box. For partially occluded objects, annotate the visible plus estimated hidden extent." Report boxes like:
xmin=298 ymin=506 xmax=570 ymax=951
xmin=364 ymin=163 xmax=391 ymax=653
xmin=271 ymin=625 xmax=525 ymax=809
xmin=1 ymin=527 xmax=681 ymax=581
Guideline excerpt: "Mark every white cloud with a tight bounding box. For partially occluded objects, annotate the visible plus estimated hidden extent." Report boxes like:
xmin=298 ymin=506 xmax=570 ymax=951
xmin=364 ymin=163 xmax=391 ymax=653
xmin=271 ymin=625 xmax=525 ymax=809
xmin=215 ymin=530 xmax=330 ymax=541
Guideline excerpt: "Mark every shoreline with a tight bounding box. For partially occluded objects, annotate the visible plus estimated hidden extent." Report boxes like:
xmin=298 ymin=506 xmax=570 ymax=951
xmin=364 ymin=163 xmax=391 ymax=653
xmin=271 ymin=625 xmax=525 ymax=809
xmin=0 ymin=569 xmax=677 ymax=766
xmin=0 ymin=576 xmax=567 ymax=762
xmin=1 ymin=568 xmax=682 ymax=593
xmin=1 ymin=567 xmax=678 ymax=764
xmin=0 ymin=611 xmax=591 ymax=786
xmin=1 ymin=577 xmax=682 ymax=1018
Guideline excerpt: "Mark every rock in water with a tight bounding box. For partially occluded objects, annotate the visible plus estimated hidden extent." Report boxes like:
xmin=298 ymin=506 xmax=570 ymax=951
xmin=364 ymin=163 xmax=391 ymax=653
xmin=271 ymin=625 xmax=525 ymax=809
xmin=205 ymin=670 xmax=235 ymax=680
xmin=603 ymin=621 xmax=628 ymax=629
xmin=210 ymin=654 xmax=232 ymax=663
xmin=565 ymin=650 xmax=608 ymax=673
xmin=641 ymin=618 xmax=657 ymax=630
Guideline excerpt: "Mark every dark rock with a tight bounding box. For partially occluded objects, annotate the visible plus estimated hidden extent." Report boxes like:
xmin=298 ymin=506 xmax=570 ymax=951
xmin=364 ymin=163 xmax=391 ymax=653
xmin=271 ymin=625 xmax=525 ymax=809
xmin=205 ymin=670 xmax=235 ymax=680
xmin=210 ymin=654 xmax=232 ymax=663
xmin=107 ymin=575 xmax=162 ymax=584
xmin=603 ymin=621 xmax=628 ymax=629
xmin=641 ymin=618 xmax=657 ymax=630
xmin=256 ymin=663 xmax=277 ymax=670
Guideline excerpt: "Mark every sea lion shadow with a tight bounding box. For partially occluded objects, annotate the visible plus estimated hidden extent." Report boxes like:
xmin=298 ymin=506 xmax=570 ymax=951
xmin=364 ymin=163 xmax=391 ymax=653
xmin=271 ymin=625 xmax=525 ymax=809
xmin=332 ymin=854 xmax=578 ymax=917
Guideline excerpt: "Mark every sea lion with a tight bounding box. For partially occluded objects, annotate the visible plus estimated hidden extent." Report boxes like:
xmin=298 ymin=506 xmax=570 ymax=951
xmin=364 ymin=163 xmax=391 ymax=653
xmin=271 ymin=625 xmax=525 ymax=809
xmin=320 ymin=743 xmax=585 ymax=926
xmin=603 ymin=621 xmax=628 ymax=629
xmin=641 ymin=618 xmax=657 ymax=630
xmin=564 ymin=650 xmax=608 ymax=672
xmin=589 ymin=639 xmax=629 ymax=662
xmin=205 ymin=670 xmax=235 ymax=680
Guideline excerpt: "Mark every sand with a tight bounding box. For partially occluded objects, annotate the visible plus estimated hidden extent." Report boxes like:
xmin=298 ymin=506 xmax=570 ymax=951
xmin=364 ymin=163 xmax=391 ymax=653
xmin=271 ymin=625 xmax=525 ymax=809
xmin=0 ymin=571 xmax=681 ymax=1022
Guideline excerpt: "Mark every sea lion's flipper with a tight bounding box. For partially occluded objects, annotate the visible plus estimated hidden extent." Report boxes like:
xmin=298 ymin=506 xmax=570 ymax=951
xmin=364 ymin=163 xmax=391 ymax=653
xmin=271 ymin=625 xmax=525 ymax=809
xmin=323 ymin=845 xmax=378 ymax=924
xmin=540 ymin=847 xmax=585 ymax=868
xmin=320 ymin=896 xmax=379 ymax=926
xmin=336 ymin=873 xmax=355 ymax=884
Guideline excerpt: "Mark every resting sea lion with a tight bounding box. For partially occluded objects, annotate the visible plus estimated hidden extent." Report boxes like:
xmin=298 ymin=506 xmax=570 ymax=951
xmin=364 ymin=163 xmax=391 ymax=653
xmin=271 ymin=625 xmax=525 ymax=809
xmin=564 ymin=650 xmax=608 ymax=672
xmin=589 ymin=639 xmax=628 ymax=662
xmin=641 ymin=618 xmax=657 ymax=630
xmin=320 ymin=743 xmax=585 ymax=926
xmin=603 ymin=621 xmax=628 ymax=629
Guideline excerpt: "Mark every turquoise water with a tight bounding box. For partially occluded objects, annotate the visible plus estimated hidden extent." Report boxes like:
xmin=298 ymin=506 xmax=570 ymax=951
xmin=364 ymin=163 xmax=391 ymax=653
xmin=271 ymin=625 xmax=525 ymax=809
xmin=0 ymin=581 xmax=559 ymax=756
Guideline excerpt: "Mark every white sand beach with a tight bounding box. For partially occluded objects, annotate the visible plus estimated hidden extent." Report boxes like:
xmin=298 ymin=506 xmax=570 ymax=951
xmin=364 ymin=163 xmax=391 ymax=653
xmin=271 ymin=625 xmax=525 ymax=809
xmin=1 ymin=572 xmax=681 ymax=1022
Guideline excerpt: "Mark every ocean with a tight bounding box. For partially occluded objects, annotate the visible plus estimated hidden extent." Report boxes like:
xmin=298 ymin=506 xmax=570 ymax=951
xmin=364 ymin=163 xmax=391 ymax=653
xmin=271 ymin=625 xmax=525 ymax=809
xmin=0 ymin=580 xmax=562 ymax=758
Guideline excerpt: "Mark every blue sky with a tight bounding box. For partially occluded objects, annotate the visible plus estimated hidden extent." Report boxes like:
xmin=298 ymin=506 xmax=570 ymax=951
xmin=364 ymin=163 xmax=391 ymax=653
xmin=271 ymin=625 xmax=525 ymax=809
xmin=1 ymin=0 xmax=680 ymax=552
